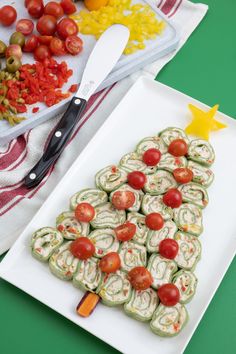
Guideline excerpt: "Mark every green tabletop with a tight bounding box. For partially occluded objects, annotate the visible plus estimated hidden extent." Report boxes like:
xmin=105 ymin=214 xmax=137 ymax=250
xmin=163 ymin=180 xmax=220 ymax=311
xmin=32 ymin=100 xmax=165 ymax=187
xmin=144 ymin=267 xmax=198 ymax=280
xmin=0 ymin=1 xmax=236 ymax=353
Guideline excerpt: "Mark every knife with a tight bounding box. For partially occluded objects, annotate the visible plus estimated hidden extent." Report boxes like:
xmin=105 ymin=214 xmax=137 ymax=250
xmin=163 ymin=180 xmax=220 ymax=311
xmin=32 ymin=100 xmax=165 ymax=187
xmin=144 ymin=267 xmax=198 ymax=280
xmin=24 ymin=24 xmax=130 ymax=188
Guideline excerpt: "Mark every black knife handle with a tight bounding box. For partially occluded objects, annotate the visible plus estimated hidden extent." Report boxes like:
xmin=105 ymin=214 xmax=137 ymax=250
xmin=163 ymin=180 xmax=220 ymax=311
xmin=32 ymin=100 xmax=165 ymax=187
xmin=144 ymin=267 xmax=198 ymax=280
xmin=24 ymin=97 xmax=87 ymax=188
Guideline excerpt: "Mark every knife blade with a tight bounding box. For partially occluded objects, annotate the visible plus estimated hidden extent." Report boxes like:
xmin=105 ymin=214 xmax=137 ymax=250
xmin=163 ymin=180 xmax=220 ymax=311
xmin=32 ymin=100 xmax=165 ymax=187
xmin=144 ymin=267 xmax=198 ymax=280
xmin=24 ymin=25 xmax=130 ymax=188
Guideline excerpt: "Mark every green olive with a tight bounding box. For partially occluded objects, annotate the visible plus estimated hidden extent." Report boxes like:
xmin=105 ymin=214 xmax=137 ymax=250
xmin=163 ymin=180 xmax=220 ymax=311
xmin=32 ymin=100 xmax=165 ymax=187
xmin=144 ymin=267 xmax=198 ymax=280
xmin=9 ymin=32 xmax=25 ymax=48
xmin=6 ymin=56 xmax=22 ymax=73
xmin=0 ymin=40 xmax=7 ymax=58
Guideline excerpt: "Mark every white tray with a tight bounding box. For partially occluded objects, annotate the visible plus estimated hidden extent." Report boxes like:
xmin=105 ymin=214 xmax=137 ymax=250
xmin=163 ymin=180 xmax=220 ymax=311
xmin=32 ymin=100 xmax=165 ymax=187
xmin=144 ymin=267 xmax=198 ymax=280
xmin=0 ymin=0 xmax=179 ymax=145
xmin=1 ymin=77 xmax=235 ymax=354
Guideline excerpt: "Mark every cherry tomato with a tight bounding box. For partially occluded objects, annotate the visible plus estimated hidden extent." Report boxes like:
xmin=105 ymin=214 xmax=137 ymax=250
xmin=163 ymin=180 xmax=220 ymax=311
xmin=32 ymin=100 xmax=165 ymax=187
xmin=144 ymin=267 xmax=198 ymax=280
xmin=60 ymin=0 xmax=77 ymax=15
xmin=157 ymin=283 xmax=180 ymax=306
xmin=44 ymin=2 xmax=64 ymax=19
xmin=99 ymin=252 xmax=121 ymax=273
xmin=0 ymin=6 xmax=17 ymax=27
xmin=16 ymin=19 xmax=34 ymax=36
xmin=65 ymin=35 xmax=83 ymax=55
xmin=145 ymin=213 xmax=164 ymax=230
xmin=75 ymin=203 xmax=95 ymax=223
xmin=163 ymin=188 xmax=182 ymax=209
xmin=143 ymin=148 xmax=161 ymax=166
xmin=168 ymin=139 xmax=188 ymax=157
xmin=27 ymin=0 xmax=44 ymax=19
xmin=128 ymin=266 xmax=153 ymax=290
xmin=50 ymin=37 xmax=66 ymax=55
xmin=57 ymin=18 xmax=78 ymax=40
xmin=34 ymin=45 xmax=51 ymax=61
xmin=5 ymin=45 xmax=22 ymax=59
xmin=114 ymin=222 xmax=136 ymax=242
xmin=173 ymin=167 xmax=193 ymax=184
xmin=25 ymin=0 xmax=43 ymax=7
xmin=112 ymin=191 xmax=135 ymax=210
xmin=38 ymin=35 xmax=53 ymax=46
xmin=23 ymin=35 xmax=39 ymax=52
xmin=84 ymin=0 xmax=109 ymax=11
xmin=127 ymin=171 xmax=146 ymax=190
xmin=70 ymin=237 xmax=95 ymax=260
xmin=37 ymin=15 xmax=57 ymax=36
xmin=159 ymin=238 xmax=179 ymax=259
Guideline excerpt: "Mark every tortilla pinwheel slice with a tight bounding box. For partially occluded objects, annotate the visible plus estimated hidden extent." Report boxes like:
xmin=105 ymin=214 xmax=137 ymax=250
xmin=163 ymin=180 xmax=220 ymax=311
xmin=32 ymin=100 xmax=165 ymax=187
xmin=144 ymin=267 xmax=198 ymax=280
xmin=135 ymin=136 xmax=167 ymax=155
xmin=119 ymin=241 xmax=147 ymax=272
xmin=124 ymin=287 xmax=159 ymax=322
xmin=147 ymin=254 xmax=177 ymax=289
xmin=73 ymin=257 xmax=102 ymax=292
xmin=127 ymin=212 xmax=149 ymax=245
xmin=144 ymin=170 xmax=177 ymax=195
xmin=188 ymin=139 xmax=215 ymax=166
xmin=187 ymin=160 xmax=214 ymax=187
xmin=159 ymin=127 xmax=189 ymax=146
xmin=91 ymin=203 xmax=126 ymax=229
xmin=146 ymin=220 xmax=177 ymax=253
xmin=70 ymin=188 xmax=108 ymax=210
xmin=119 ymin=152 xmax=157 ymax=174
xmin=158 ymin=153 xmax=187 ymax=172
xmin=172 ymin=270 xmax=198 ymax=304
xmin=142 ymin=194 xmax=173 ymax=220
xmin=174 ymin=203 xmax=203 ymax=236
xmin=109 ymin=184 xmax=144 ymax=212
xmin=174 ymin=231 xmax=202 ymax=270
xmin=49 ymin=241 xmax=79 ymax=280
xmin=87 ymin=228 xmax=120 ymax=258
xmin=56 ymin=211 xmax=89 ymax=240
xmin=150 ymin=303 xmax=188 ymax=337
xmin=95 ymin=165 xmax=127 ymax=192
xmin=178 ymin=183 xmax=209 ymax=208
xmin=31 ymin=227 xmax=64 ymax=262
xmin=97 ymin=270 xmax=132 ymax=306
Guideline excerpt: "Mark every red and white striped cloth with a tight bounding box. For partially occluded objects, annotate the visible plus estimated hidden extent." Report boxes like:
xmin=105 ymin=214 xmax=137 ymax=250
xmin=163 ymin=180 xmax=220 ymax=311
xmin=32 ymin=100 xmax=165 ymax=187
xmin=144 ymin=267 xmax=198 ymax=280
xmin=0 ymin=0 xmax=208 ymax=254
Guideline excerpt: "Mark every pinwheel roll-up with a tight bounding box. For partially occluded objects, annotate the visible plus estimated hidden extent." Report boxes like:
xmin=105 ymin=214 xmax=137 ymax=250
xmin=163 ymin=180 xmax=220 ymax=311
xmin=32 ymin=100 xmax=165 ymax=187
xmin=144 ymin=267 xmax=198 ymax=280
xmin=95 ymin=166 xmax=127 ymax=192
xmin=178 ymin=183 xmax=209 ymax=208
xmin=150 ymin=303 xmax=188 ymax=337
xmin=73 ymin=257 xmax=102 ymax=292
xmin=188 ymin=139 xmax=215 ymax=166
xmin=70 ymin=188 xmax=108 ymax=210
xmin=124 ymin=288 xmax=159 ymax=322
xmin=90 ymin=203 xmax=126 ymax=229
xmin=172 ymin=270 xmax=198 ymax=304
xmin=144 ymin=170 xmax=177 ymax=195
xmin=135 ymin=136 xmax=167 ymax=155
xmin=127 ymin=212 xmax=149 ymax=245
xmin=174 ymin=203 xmax=203 ymax=236
xmin=146 ymin=220 xmax=177 ymax=253
xmin=119 ymin=152 xmax=156 ymax=175
xmin=159 ymin=127 xmax=189 ymax=146
xmin=97 ymin=270 xmax=132 ymax=306
xmin=119 ymin=241 xmax=147 ymax=272
xmin=31 ymin=227 xmax=64 ymax=262
xmin=49 ymin=241 xmax=79 ymax=280
xmin=87 ymin=228 xmax=120 ymax=258
xmin=158 ymin=153 xmax=187 ymax=172
xmin=147 ymin=254 xmax=177 ymax=289
xmin=141 ymin=194 xmax=173 ymax=220
xmin=109 ymin=184 xmax=144 ymax=212
xmin=174 ymin=231 xmax=201 ymax=270
xmin=56 ymin=211 xmax=89 ymax=240
xmin=187 ymin=160 xmax=214 ymax=187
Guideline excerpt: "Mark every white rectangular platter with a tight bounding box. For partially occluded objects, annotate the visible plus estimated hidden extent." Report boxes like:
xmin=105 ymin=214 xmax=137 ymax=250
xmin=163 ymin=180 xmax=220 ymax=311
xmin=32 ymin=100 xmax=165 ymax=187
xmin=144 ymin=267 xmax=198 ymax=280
xmin=1 ymin=76 xmax=236 ymax=354
xmin=0 ymin=0 xmax=179 ymax=145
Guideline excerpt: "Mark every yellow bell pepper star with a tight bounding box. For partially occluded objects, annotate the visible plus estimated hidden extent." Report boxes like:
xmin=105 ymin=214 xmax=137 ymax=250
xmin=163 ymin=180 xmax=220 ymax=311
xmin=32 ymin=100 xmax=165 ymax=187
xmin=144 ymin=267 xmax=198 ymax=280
xmin=185 ymin=104 xmax=227 ymax=140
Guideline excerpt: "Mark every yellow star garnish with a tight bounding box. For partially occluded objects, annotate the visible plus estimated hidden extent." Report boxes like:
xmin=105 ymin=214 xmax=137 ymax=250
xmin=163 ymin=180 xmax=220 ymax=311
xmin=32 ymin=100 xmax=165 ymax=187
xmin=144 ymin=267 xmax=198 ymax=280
xmin=185 ymin=104 xmax=227 ymax=140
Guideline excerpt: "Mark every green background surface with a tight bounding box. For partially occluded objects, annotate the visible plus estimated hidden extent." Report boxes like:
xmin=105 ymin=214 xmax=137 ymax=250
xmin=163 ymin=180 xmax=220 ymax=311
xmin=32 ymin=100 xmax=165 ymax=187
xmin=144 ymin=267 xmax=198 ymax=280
xmin=1 ymin=1 xmax=236 ymax=353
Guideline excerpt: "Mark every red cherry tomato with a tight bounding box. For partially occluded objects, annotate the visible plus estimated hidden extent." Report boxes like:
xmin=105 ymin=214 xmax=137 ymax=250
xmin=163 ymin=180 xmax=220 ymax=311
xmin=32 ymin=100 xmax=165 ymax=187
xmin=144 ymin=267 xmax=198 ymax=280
xmin=70 ymin=237 xmax=95 ymax=260
xmin=37 ymin=15 xmax=57 ymax=36
xmin=112 ymin=191 xmax=135 ymax=210
xmin=27 ymin=0 xmax=44 ymax=19
xmin=57 ymin=18 xmax=78 ymax=40
xmin=114 ymin=222 xmax=136 ymax=242
xmin=0 ymin=6 xmax=17 ymax=27
xmin=38 ymin=35 xmax=53 ymax=46
xmin=34 ymin=45 xmax=51 ymax=61
xmin=173 ymin=168 xmax=193 ymax=184
xmin=16 ymin=19 xmax=34 ymax=36
xmin=143 ymin=148 xmax=161 ymax=166
xmin=23 ymin=35 xmax=39 ymax=52
xmin=168 ymin=139 xmax=188 ymax=157
xmin=157 ymin=283 xmax=180 ymax=306
xmin=60 ymin=0 xmax=77 ymax=15
xmin=25 ymin=0 xmax=43 ymax=7
xmin=145 ymin=213 xmax=164 ymax=230
xmin=50 ymin=37 xmax=66 ymax=55
xmin=127 ymin=171 xmax=146 ymax=190
xmin=163 ymin=188 xmax=182 ymax=209
xmin=159 ymin=238 xmax=179 ymax=259
xmin=99 ymin=252 xmax=121 ymax=273
xmin=44 ymin=2 xmax=64 ymax=19
xmin=75 ymin=203 xmax=95 ymax=222
xmin=65 ymin=35 xmax=83 ymax=55
xmin=6 ymin=45 xmax=22 ymax=59
xmin=128 ymin=267 xmax=153 ymax=290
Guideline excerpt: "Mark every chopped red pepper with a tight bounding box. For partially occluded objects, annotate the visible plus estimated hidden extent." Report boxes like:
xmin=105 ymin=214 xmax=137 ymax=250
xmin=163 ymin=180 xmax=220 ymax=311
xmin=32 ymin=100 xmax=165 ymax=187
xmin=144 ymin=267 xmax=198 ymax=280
xmin=69 ymin=84 xmax=78 ymax=93
xmin=32 ymin=107 xmax=39 ymax=113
